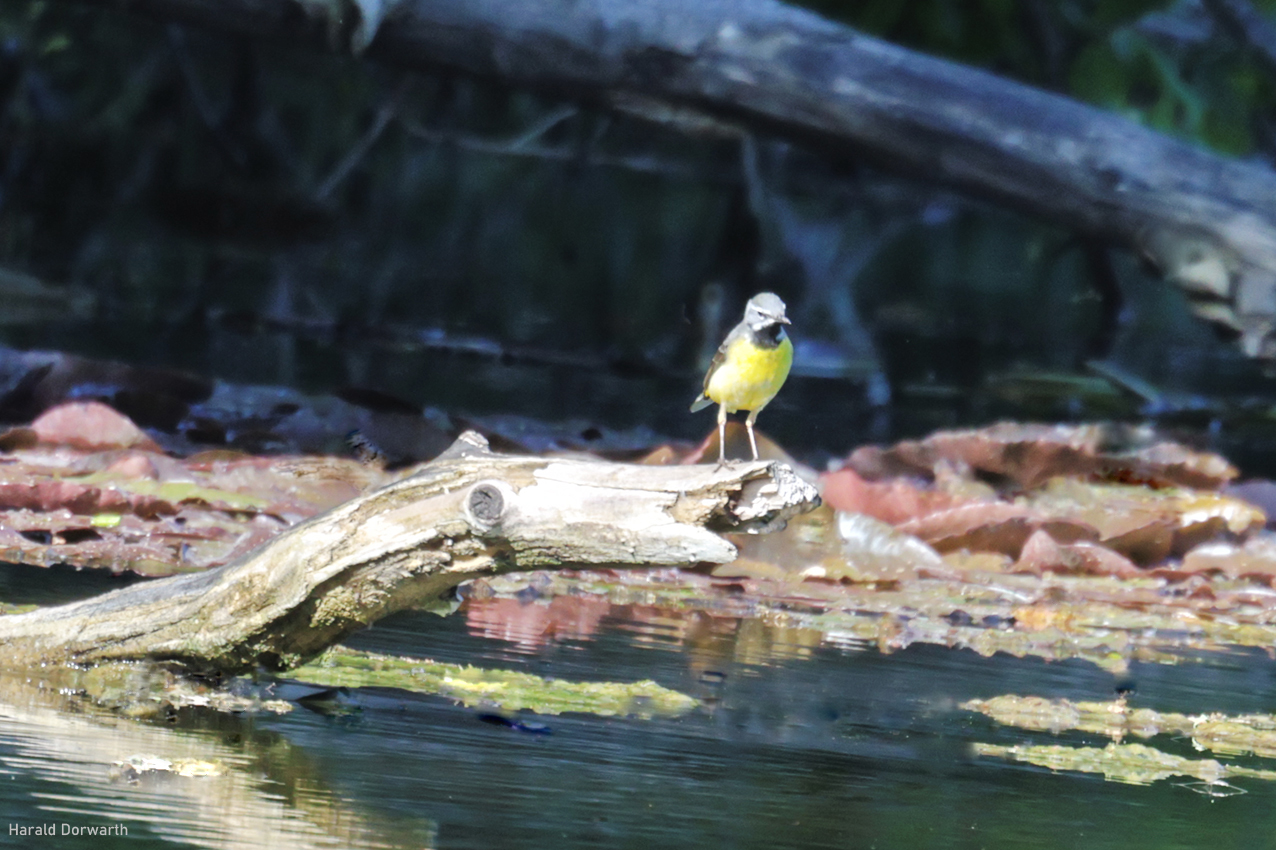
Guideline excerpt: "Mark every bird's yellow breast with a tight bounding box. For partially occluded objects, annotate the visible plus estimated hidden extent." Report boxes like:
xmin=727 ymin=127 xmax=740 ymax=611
xmin=705 ymin=334 xmax=793 ymax=413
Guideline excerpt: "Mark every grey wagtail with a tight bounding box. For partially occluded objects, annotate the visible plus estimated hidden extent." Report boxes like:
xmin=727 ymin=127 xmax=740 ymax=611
xmin=690 ymin=292 xmax=793 ymax=463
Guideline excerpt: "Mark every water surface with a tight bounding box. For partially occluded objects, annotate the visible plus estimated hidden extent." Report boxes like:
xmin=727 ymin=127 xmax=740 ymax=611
xmin=4 ymin=585 xmax=1276 ymax=849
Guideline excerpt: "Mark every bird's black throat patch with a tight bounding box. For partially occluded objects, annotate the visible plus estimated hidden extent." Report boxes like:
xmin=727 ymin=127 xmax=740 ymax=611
xmin=752 ymin=322 xmax=786 ymax=348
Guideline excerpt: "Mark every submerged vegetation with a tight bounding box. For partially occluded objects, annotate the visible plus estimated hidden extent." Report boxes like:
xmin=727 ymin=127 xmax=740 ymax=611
xmin=290 ymin=648 xmax=699 ymax=718
xmin=966 ymin=694 xmax=1276 ymax=792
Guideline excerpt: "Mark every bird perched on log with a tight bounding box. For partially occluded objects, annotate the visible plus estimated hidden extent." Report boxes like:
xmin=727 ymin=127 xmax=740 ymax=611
xmin=691 ymin=292 xmax=793 ymax=463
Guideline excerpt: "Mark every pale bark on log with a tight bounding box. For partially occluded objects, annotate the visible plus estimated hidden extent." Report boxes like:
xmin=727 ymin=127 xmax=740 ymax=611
xmin=0 ymin=432 xmax=820 ymax=672
xmin=68 ymin=0 xmax=1276 ymax=359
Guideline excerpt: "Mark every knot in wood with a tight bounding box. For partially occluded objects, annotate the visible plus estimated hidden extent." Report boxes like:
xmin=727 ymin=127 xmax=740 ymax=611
xmin=465 ymin=480 xmax=511 ymax=534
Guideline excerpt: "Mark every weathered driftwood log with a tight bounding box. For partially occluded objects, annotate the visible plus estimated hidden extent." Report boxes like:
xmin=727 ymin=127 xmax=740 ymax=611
xmin=0 ymin=432 xmax=819 ymax=672
xmin=68 ymin=0 xmax=1276 ymax=359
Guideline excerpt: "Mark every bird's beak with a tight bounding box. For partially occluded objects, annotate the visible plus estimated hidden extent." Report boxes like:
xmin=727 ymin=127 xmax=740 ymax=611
xmin=779 ymin=315 xmax=791 ymax=325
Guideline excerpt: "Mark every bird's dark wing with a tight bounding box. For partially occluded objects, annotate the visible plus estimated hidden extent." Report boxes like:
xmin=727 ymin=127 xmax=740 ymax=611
xmin=690 ymin=323 xmax=745 ymax=411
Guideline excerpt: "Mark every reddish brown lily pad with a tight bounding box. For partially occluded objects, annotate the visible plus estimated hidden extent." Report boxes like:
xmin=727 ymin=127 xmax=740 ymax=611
xmin=847 ymin=422 xmax=1238 ymax=490
xmin=29 ymin=401 xmax=163 ymax=453
xmin=1025 ymin=478 xmax=1265 ymax=565
xmin=1014 ymin=529 xmax=1142 ymax=578
xmin=895 ymin=501 xmax=1096 ymax=557
xmin=820 ymin=466 xmax=969 ymax=524
xmin=1180 ymin=537 xmax=1276 ymax=582
xmin=0 ymin=405 xmax=389 ymax=575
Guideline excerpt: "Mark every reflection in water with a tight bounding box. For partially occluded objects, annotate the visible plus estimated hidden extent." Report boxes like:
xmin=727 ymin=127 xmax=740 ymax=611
xmin=464 ymin=595 xmax=611 ymax=650
xmin=0 ymin=673 xmax=435 ymax=849
xmin=346 ymin=609 xmax=1276 ymax=850
xmin=8 ymin=593 xmax=1276 ymax=849
xmin=463 ymin=596 xmax=827 ymax=670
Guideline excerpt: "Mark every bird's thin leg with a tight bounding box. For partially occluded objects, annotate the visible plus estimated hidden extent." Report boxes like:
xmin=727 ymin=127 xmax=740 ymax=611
xmin=745 ymin=410 xmax=759 ymax=460
xmin=716 ymin=404 xmax=728 ymax=465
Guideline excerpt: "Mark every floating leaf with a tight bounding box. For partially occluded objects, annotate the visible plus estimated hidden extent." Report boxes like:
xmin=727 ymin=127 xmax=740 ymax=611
xmin=1026 ymin=478 xmax=1265 ymax=564
xmin=847 ymin=422 xmax=1237 ymax=490
xmin=1181 ymin=536 xmax=1276 ymax=580
xmin=29 ymin=401 xmax=163 ymax=452
xmin=964 ymin=694 xmax=1276 ymax=761
xmin=896 ymin=501 xmax=1095 ymax=557
xmin=1014 ymin=529 xmax=1142 ymax=577
xmin=972 ymin=742 xmax=1276 ymax=786
xmin=0 ymin=435 xmax=387 ymax=575
xmin=820 ymin=466 xmax=967 ymax=523
xmin=290 ymin=647 xmax=698 ymax=718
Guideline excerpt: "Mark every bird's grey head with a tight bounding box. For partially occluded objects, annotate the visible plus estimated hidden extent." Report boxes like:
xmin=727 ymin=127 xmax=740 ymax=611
xmin=743 ymin=292 xmax=790 ymax=331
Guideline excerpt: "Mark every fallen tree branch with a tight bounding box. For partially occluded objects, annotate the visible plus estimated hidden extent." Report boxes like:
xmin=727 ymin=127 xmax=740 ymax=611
xmin=67 ymin=0 xmax=1276 ymax=360
xmin=0 ymin=432 xmax=820 ymax=671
